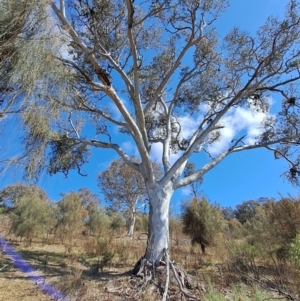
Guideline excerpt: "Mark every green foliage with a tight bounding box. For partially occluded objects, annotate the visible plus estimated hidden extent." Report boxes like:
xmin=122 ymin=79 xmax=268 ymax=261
xmin=0 ymin=0 xmax=45 ymax=93
xmin=87 ymin=207 xmax=109 ymax=237
xmin=134 ymin=213 xmax=148 ymax=233
xmin=234 ymin=200 xmax=260 ymax=224
xmin=228 ymin=240 xmax=258 ymax=268
xmin=48 ymin=133 xmax=91 ymax=176
xmin=264 ymin=197 xmax=300 ymax=244
xmin=182 ymin=197 xmax=224 ymax=253
xmin=100 ymin=251 xmax=114 ymax=273
xmin=109 ymin=213 xmax=126 ymax=234
xmin=11 ymin=190 xmax=54 ymax=243
xmin=229 ymin=197 xmax=300 ymax=257
xmin=96 ymin=237 xmax=112 ymax=257
xmin=289 ymin=235 xmax=300 ymax=269
xmin=55 ymin=192 xmax=84 ymax=244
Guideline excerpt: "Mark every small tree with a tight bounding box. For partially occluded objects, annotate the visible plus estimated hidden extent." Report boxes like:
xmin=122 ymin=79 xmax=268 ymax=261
xmin=87 ymin=206 xmax=109 ymax=237
xmin=55 ymin=192 xmax=84 ymax=245
xmin=265 ymin=196 xmax=300 ymax=245
xmin=289 ymin=234 xmax=300 ymax=269
xmin=78 ymin=187 xmax=101 ymax=211
xmin=98 ymin=158 xmax=160 ymax=237
xmin=11 ymin=190 xmax=54 ymax=244
xmin=182 ymin=197 xmax=224 ymax=253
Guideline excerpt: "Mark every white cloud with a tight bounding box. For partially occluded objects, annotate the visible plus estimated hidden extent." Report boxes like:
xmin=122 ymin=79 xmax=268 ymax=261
xmin=207 ymin=106 xmax=270 ymax=156
xmin=121 ymin=141 xmax=134 ymax=153
xmin=150 ymin=104 xmax=270 ymax=164
xmin=181 ymin=186 xmax=192 ymax=196
xmin=177 ymin=115 xmax=203 ymax=139
xmin=150 ymin=142 xmax=182 ymax=165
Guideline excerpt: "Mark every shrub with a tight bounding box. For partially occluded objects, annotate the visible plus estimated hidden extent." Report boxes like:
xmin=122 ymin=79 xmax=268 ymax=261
xmin=182 ymin=197 xmax=224 ymax=253
xmin=289 ymin=235 xmax=300 ymax=269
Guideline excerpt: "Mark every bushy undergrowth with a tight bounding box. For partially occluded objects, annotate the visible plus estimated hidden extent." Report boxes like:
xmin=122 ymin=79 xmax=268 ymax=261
xmin=1 ymin=185 xmax=300 ymax=300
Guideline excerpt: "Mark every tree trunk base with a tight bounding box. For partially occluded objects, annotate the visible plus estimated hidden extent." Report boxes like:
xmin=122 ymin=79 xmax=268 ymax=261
xmin=131 ymin=256 xmax=199 ymax=300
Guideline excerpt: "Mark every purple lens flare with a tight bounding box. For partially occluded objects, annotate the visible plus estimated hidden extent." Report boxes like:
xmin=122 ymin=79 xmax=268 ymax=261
xmin=0 ymin=236 xmax=65 ymax=300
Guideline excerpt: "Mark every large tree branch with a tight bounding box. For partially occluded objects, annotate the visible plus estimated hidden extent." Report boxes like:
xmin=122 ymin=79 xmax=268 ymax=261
xmin=98 ymin=47 xmax=135 ymax=100
xmin=50 ymin=1 xmax=155 ymax=181
xmin=160 ymin=97 xmax=172 ymax=173
xmin=143 ymin=36 xmax=202 ymax=116
xmin=123 ymin=0 xmax=154 ymax=182
xmin=174 ymin=147 xmax=232 ymax=189
xmin=125 ymin=0 xmax=149 ymax=152
xmin=175 ymin=133 xmax=300 ymax=189
xmin=173 ymin=135 xmax=249 ymax=189
xmin=70 ymin=137 xmax=141 ymax=173
xmin=161 ymin=91 xmax=242 ymax=185
xmin=231 ymin=135 xmax=300 ymax=153
xmin=50 ymin=2 xmax=111 ymax=86
xmin=59 ymin=0 xmax=65 ymax=18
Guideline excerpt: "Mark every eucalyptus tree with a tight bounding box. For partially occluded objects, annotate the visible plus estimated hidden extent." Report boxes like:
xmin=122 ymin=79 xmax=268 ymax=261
xmin=98 ymin=157 xmax=160 ymax=237
xmin=1 ymin=0 xmax=300 ymax=276
xmin=0 ymin=183 xmax=48 ymax=207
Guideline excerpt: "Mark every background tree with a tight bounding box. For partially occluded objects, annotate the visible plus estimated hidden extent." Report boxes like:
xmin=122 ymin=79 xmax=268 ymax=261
xmin=234 ymin=200 xmax=260 ymax=224
xmin=1 ymin=0 xmax=300 ymax=276
xmin=221 ymin=206 xmax=235 ymax=221
xmin=264 ymin=196 xmax=300 ymax=246
xmin=182 ymin=197 xmax=224 ymax=253
xmin=0 ymin=183 xmax=47 ymax=207
xmin=98 ymin=158 xmax=160 ymax=237
xmin=11 ymin=189 xmax=54 ymax=244
xmin=78 ymin=188 xmax=101 ymax=211
xmin=87 ymin=206 xmax=110 ymax=237
xmin=229 ymin=196 xmax=300 ymax=260
xmin=55 ymin=192 xmax=84 ymax=245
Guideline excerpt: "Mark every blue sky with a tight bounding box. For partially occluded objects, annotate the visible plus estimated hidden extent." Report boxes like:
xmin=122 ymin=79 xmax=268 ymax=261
xmin=1 ymin=0 xmax=298 ymax=211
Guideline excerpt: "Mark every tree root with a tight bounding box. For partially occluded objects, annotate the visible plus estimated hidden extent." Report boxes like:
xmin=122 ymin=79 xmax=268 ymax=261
xmin=161 ymin=249 xmax=170 ymax=301
xmin=168 ymin=259 xmax=199 ymax=300
xmin=131 ymin=251 xmax=200 ymax=301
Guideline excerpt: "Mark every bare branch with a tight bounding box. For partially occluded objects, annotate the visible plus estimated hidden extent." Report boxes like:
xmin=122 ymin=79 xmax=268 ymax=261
xmin=125 ymin=0 xmax=149 ymax=152
xmin=59 ymin=0 xmax=65 ymax=18
xmin=68 ymin=113 xmax=80 ymax=138
xmin=71 ymin=137 xmax=140 ymax=173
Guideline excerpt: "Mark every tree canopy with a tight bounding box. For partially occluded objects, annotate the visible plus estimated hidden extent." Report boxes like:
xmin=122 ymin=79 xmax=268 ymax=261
xmin=1 ymin=0 xmax=300 ymax=184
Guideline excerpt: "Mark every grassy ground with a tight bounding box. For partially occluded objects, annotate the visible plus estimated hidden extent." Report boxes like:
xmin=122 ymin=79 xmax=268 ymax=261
xmin=0 ymin=233 xmax=299 ymax=300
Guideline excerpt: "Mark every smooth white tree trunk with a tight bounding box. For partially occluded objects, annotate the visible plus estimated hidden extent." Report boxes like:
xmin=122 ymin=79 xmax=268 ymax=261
xmin=144 ymin=182 xmax=173 ymax=265
xmin=127 ymin=210 xmax=136 ymax=237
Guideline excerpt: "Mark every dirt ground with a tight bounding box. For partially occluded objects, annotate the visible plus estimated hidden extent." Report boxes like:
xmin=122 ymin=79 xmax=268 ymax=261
xmin=0 ymin=237 xmax=298 ymax=301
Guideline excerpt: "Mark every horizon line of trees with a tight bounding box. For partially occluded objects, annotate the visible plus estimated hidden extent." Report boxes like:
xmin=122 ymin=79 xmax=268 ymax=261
xmin=1 ymin=182 xmax=300 ymax=260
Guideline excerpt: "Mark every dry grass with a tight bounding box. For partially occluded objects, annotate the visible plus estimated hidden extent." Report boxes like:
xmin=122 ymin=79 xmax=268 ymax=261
xmin=0 ymin=231 xmax=299 ymax=301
